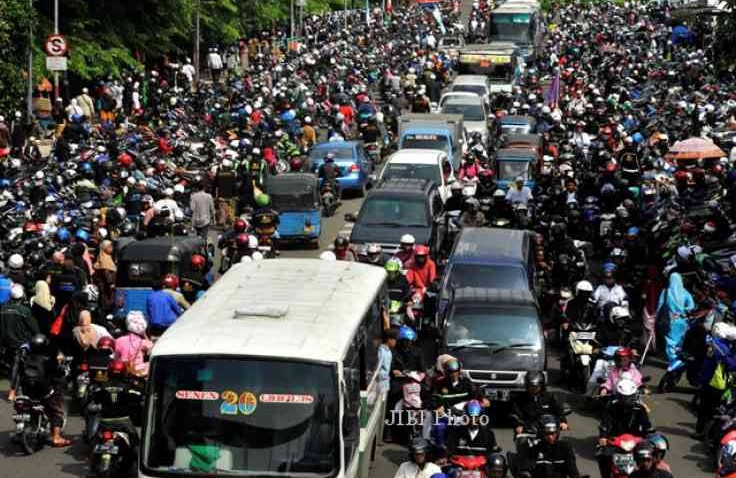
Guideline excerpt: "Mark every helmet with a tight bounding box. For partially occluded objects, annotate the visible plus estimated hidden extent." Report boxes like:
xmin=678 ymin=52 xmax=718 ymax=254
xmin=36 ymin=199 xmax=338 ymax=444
xmin=320 ymin=251 xmax=337 ymax=261
xmin=233 ymin=218 xmax=248 ymax=233
xmin=487 ymin=453 xmax=507 ymax=478
xmin=367 ymin=243 xmax=381 ymax=254
xmin=400 ymin=234 xmax=416 ymax=246
xmin=30 ymin=334 xmax=49 ymax=350
xmin=415 ymin=245 xmax=430 ymax=256
xmin=646 ymin=433 xmax=669 ymax=459
xmin=190 ymin=254 xmax=206 ymax=269
xmin=108 ymin=359 xmax=127 ymax=377
xmin=76 ymin=229 xmax=90 ymax=243
xmin=445 ymin=358 xmax=461 ymax=373
xmin=10 ymin=283 xmax=24 ymax=300
xmin=97 ymin=336 xmax=116 ymax=351
xmin=633 ymin=442 xmax=656 ymax=463
xmin=575 ymin=280 xmax=593 ymax=294
xmin=118 ymin=152 xmax=133 ymax=168
xmin=466 ymin=399 xmax=482 ymax=417
xmin=236 ymin=233 xmax=250 ymax=246
xmin=410 ymin=437 xmax=430 ymax=455
xmin=615 ymin=377 xmax=638 ymax=397
xmin=398 ymin=325 xmax=417 ymax=342
xmin=539 ymin=414 xmax=560 ymax=436
xmin=255 ymin=194 xmax=270 ymax=207
xmin=334 ymin=236 xmax=349 ymax=250
xmin=385 ymin=259 xmax=401 ymax=273
xmin=615 ymin=347 xmax=633 ymax=361
xmin=610 ymin=306 xmax=631 ymax=325
xmin=8 ymin=254 xmax=23 ymax=269
xmin=525 ymin=370 xmax=545 ymax=388
xmin=163 ymin=274 xmax=179 ymax=289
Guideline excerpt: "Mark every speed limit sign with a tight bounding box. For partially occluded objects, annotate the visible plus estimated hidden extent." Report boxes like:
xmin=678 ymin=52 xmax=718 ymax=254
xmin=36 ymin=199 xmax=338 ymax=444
xmin=45 ymin=34 xmax=68 ymax=57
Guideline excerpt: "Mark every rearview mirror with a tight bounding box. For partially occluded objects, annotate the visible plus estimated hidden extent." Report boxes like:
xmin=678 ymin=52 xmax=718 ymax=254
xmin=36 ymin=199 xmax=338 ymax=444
xmin=344 ymin=213 xmax=358 ymax=223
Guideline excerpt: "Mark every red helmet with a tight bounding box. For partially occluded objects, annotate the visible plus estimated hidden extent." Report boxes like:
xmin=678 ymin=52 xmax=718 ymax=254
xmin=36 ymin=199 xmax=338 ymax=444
xmin=680 ymin=221 xmax=696 ymax=236
xmin=23 ymin=221 xmax=41 ymax=234
xmin=674 ymin=170 xmax=689 ymax=182
xmin=415 ymin=245 xmax=430 ymax=256
xmin=97 ymin=336 xmax=115 ymax=351
xmin=154 ymin=160 xmax=166 ymax=173
xmin=290 ymin=157 xmax=304 ymax=171
xmin=163 ymin=273 xmax=179 ymax=289
xmin=704 ymin=221 xmax=717 ymax=234
xmin=233 ymin=218 xmax=248 ymax=233
xmin=190 ymin=254 xmax=206 ymax=269
xmin=117 ymin=152 xmax=133 ymax=168
xmin=236 ymin=233 xmax=249 ymax=245
xmin=108 ymin=360 xmax=127 ymax=377
xmin=615 ymin=347 xmax=633 ymax=359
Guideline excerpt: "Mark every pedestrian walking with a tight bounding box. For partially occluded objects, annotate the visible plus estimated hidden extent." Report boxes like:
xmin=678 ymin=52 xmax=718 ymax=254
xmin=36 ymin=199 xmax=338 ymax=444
xmin=190 ymin=181 xmax=216 ymax=240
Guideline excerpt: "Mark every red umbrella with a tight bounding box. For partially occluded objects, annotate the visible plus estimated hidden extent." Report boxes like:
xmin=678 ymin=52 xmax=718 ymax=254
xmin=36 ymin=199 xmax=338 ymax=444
xmin=666 ymin=137 xmax=725 ymax=160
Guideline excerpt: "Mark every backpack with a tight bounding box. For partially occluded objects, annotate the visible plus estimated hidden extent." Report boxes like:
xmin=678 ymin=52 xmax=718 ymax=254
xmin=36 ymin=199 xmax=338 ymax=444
xmin=21 ymin=353 xmax=48 ymax=395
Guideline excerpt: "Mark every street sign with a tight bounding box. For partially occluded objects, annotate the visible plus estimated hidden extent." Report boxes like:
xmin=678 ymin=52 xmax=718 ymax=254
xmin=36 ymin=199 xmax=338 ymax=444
xmin=46 ymin=56 xmax=68 ymax=71
xmin=44 ymin=34 xmax=68 ymax=57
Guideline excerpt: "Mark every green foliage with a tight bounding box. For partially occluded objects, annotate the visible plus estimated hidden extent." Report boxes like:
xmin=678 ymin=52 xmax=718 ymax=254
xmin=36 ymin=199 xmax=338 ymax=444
xmin=0 ymin=0 xmax=35 ymax=113
xmin=715 ymin=0 xmax=736 ymax=69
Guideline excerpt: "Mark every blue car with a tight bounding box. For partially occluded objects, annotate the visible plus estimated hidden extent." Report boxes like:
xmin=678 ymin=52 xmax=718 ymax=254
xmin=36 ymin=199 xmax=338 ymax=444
xmin=309 ymin=141 xmax=372 ymax=196
xmin=266 ymin=173 xmax=322 ymax=248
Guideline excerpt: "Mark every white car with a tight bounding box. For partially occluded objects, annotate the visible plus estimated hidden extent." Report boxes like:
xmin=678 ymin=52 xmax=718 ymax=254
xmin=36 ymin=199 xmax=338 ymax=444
xmin=449 ymin=75 xmax=492 ymax=108
xmin=440 ymin=96 xmax=490 ymax=146
xmin=377 ymin=149 xmax=454 ymax=202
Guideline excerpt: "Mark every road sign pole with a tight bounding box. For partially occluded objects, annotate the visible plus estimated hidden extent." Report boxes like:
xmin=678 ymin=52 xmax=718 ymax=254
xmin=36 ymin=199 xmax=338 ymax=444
xmin=53 ymin=0 xmax=59 ymax=100
xmin=27 ymin=0 xmax=33 ymax=121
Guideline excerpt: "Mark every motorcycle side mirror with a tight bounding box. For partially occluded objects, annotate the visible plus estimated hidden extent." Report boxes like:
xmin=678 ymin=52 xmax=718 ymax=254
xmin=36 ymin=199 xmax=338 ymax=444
xmin=596 ymin=377 xmax=606 ymax=384
xmin=344 ymin=213 xmax=357 ymax=223
xmin=562 ymin=406 xmax=572 ymax=416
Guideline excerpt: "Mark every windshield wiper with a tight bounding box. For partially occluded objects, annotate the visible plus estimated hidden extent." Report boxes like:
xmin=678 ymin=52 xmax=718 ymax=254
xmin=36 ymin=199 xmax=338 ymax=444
xmin=364 ymin=222 xmax=407 ymax=227
xmin=491 ymin=343 xmax=536 ymax=354
xmin=448 ymin=341 xmax=501 ymax=351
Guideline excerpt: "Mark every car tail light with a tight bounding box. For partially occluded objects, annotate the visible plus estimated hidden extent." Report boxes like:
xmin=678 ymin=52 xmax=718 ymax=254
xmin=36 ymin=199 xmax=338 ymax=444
xmin=78 ymin=363 xmax=89 ymax=372
xmin=349 ymin=164 xmax=360 ymax=172
xmin=101 ymin=430 xmax=114 ymax=441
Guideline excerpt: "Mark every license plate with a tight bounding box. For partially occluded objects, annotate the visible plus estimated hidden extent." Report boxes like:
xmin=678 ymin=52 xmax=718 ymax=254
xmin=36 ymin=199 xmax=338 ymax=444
xmin=257 ymin=245 xmax=271 ymax=252
xmin=613 ymin=453 xmax=635 ymax=474
xmin=95 ymin=443 xmax=119 ymax=454
xmin=484 ymin=388 xmax=510 ymax=401
xmin=576 ymin=331 xmax=596 ymax=340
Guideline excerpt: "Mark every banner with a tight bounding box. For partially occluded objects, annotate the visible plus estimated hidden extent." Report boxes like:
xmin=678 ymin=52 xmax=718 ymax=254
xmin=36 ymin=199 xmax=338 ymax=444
xmin=431 ymin=4 xmax=447 ymax=35
xmin=545 ymin=69 xmax=560 ymax=109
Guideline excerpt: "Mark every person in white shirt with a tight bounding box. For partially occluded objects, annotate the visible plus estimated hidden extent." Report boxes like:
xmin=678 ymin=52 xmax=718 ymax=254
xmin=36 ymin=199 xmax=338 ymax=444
xmin=592 ymin=270 xmax=628 ymax=309
xmin=506 ymin=177 xmax=533 ymax=205
xmin=182 ymin=58 xmax=195 ymax=86
xmin=207 ymin=48 xmax=224 ymax=82
xmin=153 ymin=188 xmax=182 ymax=217
xmin=393 ymin=439 xmax=441 ymax=478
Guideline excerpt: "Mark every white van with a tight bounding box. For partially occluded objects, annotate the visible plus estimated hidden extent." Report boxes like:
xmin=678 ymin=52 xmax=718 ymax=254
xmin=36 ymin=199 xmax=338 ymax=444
xmin=378 ymin=149 xmax=454 ymax=202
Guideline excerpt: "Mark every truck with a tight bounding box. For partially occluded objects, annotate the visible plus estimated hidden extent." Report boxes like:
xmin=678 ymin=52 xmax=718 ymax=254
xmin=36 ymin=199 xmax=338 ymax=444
xmin=398 ymin=113 xmax=465 ymax=169
xmin=457 ymin=42 xmax=519 ymax=93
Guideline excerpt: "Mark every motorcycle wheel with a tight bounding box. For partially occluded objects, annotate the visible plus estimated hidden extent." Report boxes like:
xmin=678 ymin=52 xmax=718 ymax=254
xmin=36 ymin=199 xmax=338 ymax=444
xmin=19 ymin=426 xmax=44 ymax=455
xmin=580 ymin=364 xmax=591 ymax=393
xmin=658 ymin=371 xmax=677 ymax=394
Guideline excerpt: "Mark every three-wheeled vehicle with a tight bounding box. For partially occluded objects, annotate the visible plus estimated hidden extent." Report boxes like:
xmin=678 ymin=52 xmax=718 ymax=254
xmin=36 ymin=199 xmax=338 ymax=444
xmin=266 ymin=173 xmax=322 ymax=248
xmin=495 ymin=115 xmax=537 ymax=137
xmin=503 ymin=133 xmax=543 ymax=158
xmin=494 ymin=147 xmax=539 ymax=190
xmin=113 ymin=236 xmax=205 ymax=319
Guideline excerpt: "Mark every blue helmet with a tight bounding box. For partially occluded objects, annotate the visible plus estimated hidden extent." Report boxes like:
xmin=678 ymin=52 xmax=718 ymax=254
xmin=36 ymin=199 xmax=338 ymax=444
xmin=56 ymin=227 xmax=71 ymax=242
xmin=0 ymin=179 xmax=10 ymax=189
xmin=397 ymin=325 xmax=417 ymax=342
xmin=632 ymin=132 xmax=644 ymax=144
xmin=466 ymin=399 xmax=482 ymax=417
xmin=75 ymin=229 xmax=90 ymax=243
xmin=602 ymin=262 xmax=617 ymax=273
xmin=71 ymin=114 xmax=83 ymax=123
xmin=627 ymin=227 xmax=639 ymax=236
xmin=81 ymin=162 xmax=93 ymax=172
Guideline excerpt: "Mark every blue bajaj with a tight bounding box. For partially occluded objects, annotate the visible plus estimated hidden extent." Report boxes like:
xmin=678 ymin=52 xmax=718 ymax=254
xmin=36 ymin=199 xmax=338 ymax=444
xmin=267 ymin=173 xmax=322 ymax=249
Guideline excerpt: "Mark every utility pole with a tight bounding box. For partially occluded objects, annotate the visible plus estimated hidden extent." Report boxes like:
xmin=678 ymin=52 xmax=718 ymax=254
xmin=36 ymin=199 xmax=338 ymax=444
xmin=27 ymin=0 xmax=33 ymax=121
xmin=290 ymin=0 xmax=295 ymax=44
xmin=194 ymin=0 xmax=200 ymax=86
xmin=53 ymin=0 xmax=59 ymax=100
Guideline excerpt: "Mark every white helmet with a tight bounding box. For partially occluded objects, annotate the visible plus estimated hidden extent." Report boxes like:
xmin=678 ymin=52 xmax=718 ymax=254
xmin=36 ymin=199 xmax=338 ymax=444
xmin=163 ymin=187 xmax=174 ymax=197
xmin=221 ymin=159 xmax=233 ymax=169
xmin=34 ymin=171 xmax=45 ymax=181
xmin=248 ymin=235 xmax=259 ymax=249
xmin=85 ymin=284 xmax=99 ymax=302
xmin=615 ymin=377 xmax=638 ymax=397
xmin=367 ymin=243 xmax=381 ymax=254
xmin=174 ymin=183 xmax=185 ymax=194
xmin=542 ymin=105 xmax=551 ymax=114
xmin=10 ymin=283 xmax=24 ymax=300
xmin=400 ymin=234 xmax=416 ymax=246
xmin=8 ymin=254 xmax=23 ymax=269
xmin=575 ymin=280 xmax=593 ymax=293
xmin=320 ymin=251 xmax=337 ymax=261
xmin=240 ymin=256 xmax=253 ymax=264
xmin=610 ymin=306 xmax=630 ymax=322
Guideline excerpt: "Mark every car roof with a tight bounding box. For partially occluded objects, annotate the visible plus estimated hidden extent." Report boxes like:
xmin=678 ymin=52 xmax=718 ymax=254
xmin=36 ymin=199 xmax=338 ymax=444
xmin=443 ymin=96 xmax=484 ymax=107
xmin=452 ymin=75 xmax=490 ymax=86
xmin=312 ymin=140 xmax=360 ymax=150
xmin=450 ymin=227 xmax=530 ymax=265
xmin=498 ymin=115 xmax=536 ymax=125
xmin=387 ymin=149 xmax=446 ymax=165
xmin=450 ymin=287 xmax=537 ymax=306
xmin=496 ymin=147 xmax=538 ymax=159
xmin=373 ymin=178 xmax=435 ymax=195
xmin=493 ymin=3 xmax=537 ymax=13
xmin=118 ymin=237 xmax=204 ymax=262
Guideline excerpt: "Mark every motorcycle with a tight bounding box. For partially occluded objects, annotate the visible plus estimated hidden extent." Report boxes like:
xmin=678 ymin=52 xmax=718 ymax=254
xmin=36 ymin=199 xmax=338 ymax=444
xmin=597 ymin=434 xmax=642 ymax=478
xmin=396 ymin=370 xmax=427 ymax=443
xmin=91 ymin=420 xmax=138 ymax=478
xmin=446 ymin=455 xmax=488 ymax=478
xmin=565 ymin=314 xmax=598 ymax=392
xmin=12 ymin=394 xmax=51 ymax=455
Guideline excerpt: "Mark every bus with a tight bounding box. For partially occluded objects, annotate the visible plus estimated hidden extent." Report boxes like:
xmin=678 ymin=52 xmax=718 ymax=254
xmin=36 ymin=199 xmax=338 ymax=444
xmin=489 ymin=3 xmax=545 ymax=60
xmin=139 ymin=259 xmax=389 ymax=478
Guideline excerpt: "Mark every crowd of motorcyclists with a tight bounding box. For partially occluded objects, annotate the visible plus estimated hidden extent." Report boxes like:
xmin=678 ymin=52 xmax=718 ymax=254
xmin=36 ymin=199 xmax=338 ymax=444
xmin=1 ymin=0 xmax=736 ymax=476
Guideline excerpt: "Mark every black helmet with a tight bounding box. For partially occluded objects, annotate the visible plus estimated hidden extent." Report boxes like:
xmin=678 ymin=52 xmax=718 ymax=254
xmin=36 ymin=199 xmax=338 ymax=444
xmin=634 ymin=442 xmax=656 ymax=463
xmin=525 ymin=370 xmax=545 ymax=389
xmin=334 ymin=236 xmax=349 ymax=250
xmin=30 ymin=334 xmax=49 ymax=350
xmin=487 ymin=453 xmax=507 ymax=478
xmin=409 ymin=437 xmax=430 ymax=456
xmin=538 ymin=414 xmax=559 ymax=437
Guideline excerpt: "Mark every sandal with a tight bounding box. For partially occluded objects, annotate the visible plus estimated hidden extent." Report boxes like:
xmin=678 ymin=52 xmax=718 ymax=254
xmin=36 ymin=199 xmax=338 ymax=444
xmin=51 ymin=437 xmax=73 ymax=447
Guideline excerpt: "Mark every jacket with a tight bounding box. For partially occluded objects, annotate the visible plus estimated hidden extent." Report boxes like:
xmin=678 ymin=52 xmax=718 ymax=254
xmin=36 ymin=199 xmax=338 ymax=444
xmin=525 ymin=440 xmax=581 ymax=478
xmin=511 ymin=391 xmax=567 ymax=428
xmin=146 ymin=290 xmax=182 ymax=328
xmin=393 ymin=461 xmax=441 ymax=478
xmin=599 ymin=398 xmax=652 ymax=438
xmin=430 ymin=375 xmax=477 ymax=409
xmin=445 ymin=425 xmax=497 ymax=456
xmin=0 ymin=302 xmax=39 ymax=349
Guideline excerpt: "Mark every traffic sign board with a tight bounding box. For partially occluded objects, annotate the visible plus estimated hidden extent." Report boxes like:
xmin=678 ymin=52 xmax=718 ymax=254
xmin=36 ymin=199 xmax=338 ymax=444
xmin=45 ymin=34 xmax=68 ymax=57
xmin=46 ymin=56 xmax=68 ymax=71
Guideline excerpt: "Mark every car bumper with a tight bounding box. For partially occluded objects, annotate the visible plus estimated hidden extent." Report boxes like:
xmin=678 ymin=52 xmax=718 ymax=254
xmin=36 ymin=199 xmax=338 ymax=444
xmin=338 ymin=174 xmax=366 ymax=190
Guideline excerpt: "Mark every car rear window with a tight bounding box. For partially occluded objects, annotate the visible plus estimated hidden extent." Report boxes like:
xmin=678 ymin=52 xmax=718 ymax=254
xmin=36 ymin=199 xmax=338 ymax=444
xmin=446 ymin=264 xmax=528 ymax=290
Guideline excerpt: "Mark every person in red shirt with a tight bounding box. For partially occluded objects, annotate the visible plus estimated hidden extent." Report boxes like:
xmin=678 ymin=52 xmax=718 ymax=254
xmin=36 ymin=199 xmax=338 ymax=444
xmin=406 ymin=246 xmax=437 ymax=296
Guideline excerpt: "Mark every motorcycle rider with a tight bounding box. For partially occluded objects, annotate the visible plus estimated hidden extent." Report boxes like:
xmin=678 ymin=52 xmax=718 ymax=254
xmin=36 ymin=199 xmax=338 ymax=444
xmin=445 ymin=182 xmax=467 ymax=214
xmin=180 ymin=254 xmax=211 ymax=304
xmin=394 ymin=234 xmax=416 ymax=268
xmin=430 ymin=358 xmax=477 ymax=411
xmin=2 ymin=284 xmax=40 ymax=402
xmin=406 ymin=246 xmax=437 ymax=297
xmin=334 ymin=236 xmax=358 ymax=262
xmin=146 ymin=277 xmax=183 ymax=336
xmin=599 ymin=347 xmax=643 ymax=396
xmin=488 ymin=453 xmax=509 ymax=478
xmin=646 ymin=433 xmax=671 ymax=473
xmin=506 ymin=177 xmax=533 ymax=206
xmin=388 ymin=326 xmax=425 ymax=442
xmin=445 ymin=400 xmax=498 ymax=457
xmin=88 ymin=359 xmax=143 ymax=446
xmin=520 ymin=415 xmax=581 ymax=478
xmin=252 ymin=193 xmax=280 ymax=255
xmin=512 ymin=371 xmax=569 ymax=435
xmin=362 ymin=243 xmax=384 ymax=266
xmin=629 ymin=442 xmax=673 ymax=478
xmin=592 ymin=269 xmax=628 ymax=310
xmin=318 ymin=153 xmax=342 ymax=200
xmin=565 ymin=281 xmax=595 ymax=328
xmin=459 ymin=198 xmax=487 ymax=228
xmin=393 ymin=438 xmax=441 ymax=478
xmin=16 ymin=334 xmax=72 ymax=447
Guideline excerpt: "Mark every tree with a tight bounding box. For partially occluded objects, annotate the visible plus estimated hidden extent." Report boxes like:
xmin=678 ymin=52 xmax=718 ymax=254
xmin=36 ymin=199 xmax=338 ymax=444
xmin=0 ymin=0 xmax=35 ymax=114
xmin=714 ymin=0 xmax=736 ymax=69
